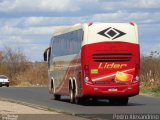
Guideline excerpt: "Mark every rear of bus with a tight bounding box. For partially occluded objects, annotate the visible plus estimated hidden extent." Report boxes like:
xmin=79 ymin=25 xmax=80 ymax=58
xmin=81 ymin=23 xmax=140 ymax=104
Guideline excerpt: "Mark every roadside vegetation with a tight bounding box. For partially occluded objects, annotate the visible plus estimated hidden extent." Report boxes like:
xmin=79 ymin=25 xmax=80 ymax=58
xmin=0 ymin=47 xmax=160 ymax=94
xmin=0 ymin=47 xmax=48 ymax=86
xmin=140 ymin=51 xmax=160 ymax=95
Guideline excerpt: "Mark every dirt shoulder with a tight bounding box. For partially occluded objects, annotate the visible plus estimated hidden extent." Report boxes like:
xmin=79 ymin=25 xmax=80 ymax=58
xmin=0 ymin=100 xmax=57 ymax=114
xmin=0 ymin=100 xmax=89 ymax=120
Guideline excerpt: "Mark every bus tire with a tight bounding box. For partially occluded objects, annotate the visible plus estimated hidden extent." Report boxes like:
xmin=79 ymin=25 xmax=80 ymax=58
xmin=70 ymin=87 xmax=75 ymax=103
xmin=51 ymin=80 xmax=61 ymax=100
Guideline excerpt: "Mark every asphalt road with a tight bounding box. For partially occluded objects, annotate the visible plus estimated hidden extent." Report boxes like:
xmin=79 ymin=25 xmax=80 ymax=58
xmin=0 ymin=87 xmax=160 ymax=119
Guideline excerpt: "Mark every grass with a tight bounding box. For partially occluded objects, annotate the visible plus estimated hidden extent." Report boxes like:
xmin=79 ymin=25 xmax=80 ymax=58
xmin=17 ymin=81 xmax=32 ymax=87
xmin=140 ymin=88 xmax=160 ymax=97
xmin=140 ymin=53 xmax=160 ymax=96
xmin=47 ymin=107 xmax=55 ymax=112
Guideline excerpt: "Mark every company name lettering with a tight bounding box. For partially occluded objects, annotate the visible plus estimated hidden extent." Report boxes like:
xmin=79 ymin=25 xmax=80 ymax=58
xmin=98 ymin=62 xmax=127 ymax=69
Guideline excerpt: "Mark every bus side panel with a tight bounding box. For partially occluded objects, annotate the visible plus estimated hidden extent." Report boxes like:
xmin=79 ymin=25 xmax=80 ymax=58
xmin=51 ymin=55 xmax=76 ymax=96
xmin=51 ymin=53 xmax=82 ymax=96
xmin=48 ymin=29 xmax=83 ymax=96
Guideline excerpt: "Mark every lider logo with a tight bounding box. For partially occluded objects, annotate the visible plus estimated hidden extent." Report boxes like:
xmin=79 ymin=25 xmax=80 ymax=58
xmin=98 ymin=27 xmax=126 ymax=40
xmin=98 ymin=62 xmax=127 ymax=69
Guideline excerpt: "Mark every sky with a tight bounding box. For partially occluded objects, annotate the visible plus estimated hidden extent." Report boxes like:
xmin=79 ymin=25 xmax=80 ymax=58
xmin=0 ymin=0 xmax=160 ymax=61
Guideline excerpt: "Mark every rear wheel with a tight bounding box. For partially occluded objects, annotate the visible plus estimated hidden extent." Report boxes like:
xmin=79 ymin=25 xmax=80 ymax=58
xmin=70 ymin=87 xmax=75 ymax=103
xmin=69 ymin=80 xmax=86 ymax=104
xmin=51 ymin=80 xmax=61 ymax=100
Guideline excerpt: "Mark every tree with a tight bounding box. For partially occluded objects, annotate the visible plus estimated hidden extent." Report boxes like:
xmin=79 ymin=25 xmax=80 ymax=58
xmin=2 ymin=47 xmax=28 ymax=82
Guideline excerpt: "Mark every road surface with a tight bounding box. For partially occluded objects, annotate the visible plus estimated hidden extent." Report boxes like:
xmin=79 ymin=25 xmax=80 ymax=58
xmin=0 ymin=87 xmax=160 ymax=119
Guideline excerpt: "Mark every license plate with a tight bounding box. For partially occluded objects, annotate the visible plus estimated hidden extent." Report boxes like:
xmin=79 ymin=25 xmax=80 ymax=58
xmin=108 ymin=88 xmax=117 ymax=92
xmin=2 ymin=83 xmax=5 ymax=84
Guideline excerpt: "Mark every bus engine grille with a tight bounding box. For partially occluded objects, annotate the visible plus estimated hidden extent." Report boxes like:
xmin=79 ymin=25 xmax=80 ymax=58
xmin=92 ymin=53 xmax=132 ymax=62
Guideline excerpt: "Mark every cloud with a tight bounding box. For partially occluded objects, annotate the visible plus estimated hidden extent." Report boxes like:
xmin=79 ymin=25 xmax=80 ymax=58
xmin=0 ymin=0 xmax=160 ymax=61
xmin=22 ymin=11 xmax=160 ymax=27
xmin=0 ymin=25 xmax=58 ymax=35
xmin=0 ymin=35 xmax=30 ymax=52
xmin=23 ymin=16 xmax=90 ymax=27
xmin=1 ymin=0 xmax=160 ymax=18
xmin=0 ymin=36 xmax=31 ymax=47
xmin=101 ymin=0 xmax=160 ymax=10
xmin=0 ymin=0 xmax=78 ymax=12
xmin=0 ymin=35 xmax=49 ymax=61
xmin=0 ymin=0 xmax=16 ymax=12
xmin=91 ymin=11 xmax=160 ymax=24
xmin=23 ymin=43 xmax=47 ymax=61
xmin=125 ymin=0 xmax=160 ymax=8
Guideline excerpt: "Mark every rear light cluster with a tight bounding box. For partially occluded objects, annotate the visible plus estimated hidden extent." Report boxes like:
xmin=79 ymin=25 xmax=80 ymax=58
xmin=135 ymin=76 xmax=139 ymax=81
xmin=84 ymin=65 xmax=92 ymax=84
xmin=130 ymin=22 xmax=135 ymax=26
xmin=88 ymin=22 xmax=93 ymax=26
xmin=84 ymin=77 xmax=89 ymax=82
xmin=133 ymin=64 xmax=140 ymax=83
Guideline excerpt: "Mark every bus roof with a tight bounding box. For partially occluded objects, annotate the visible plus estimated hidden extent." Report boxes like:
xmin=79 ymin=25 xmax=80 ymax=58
xmin=53 ymin=24 xmax=83 ymax=36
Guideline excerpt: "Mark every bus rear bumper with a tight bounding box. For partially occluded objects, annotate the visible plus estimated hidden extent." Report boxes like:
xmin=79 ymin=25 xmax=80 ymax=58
xmin=83 ymin=82 xmax=139 ymax=98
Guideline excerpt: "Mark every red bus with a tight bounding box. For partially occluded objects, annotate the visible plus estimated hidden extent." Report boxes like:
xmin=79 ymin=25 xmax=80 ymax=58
xmin=44 ymin=22 xmax=140 ymax=105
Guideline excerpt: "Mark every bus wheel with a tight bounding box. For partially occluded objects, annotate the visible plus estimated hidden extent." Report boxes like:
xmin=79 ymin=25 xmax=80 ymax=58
xmin=70 ymin=88 xmax=75 ymax=103
xmin=51 ymin=80 xmax=61 ymax=100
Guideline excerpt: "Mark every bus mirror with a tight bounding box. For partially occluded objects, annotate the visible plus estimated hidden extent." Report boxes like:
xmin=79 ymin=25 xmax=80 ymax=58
xmin=44 ymin=51 xmax=47 ymax=61
xmin=43 ymin=47 xmax=51 ymax=62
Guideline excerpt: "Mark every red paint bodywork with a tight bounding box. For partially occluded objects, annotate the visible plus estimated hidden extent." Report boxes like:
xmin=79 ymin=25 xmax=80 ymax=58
xmin=55 ymin=41 xmax=140 ymax=98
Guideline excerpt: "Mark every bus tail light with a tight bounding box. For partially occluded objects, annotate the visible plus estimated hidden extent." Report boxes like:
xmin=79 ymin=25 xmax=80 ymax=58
xmin=84 ymin=77 xmax=89 ymax=82
xmin=88 ymin=22 xmax=93 ymax=26
xmin=133 ymin=64 xmax=140 ymax=82
xmin=130 ymin=22 xmax=135 ymax=26
xmin=84 ymin=65 xmax=92 ymax=84
xmin=135 ymin=76 xmax=139 ymax=81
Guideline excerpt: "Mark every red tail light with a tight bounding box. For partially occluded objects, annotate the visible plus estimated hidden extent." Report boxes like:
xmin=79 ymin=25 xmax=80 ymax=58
xmin=84 ymin=65 xmax=92 ymax=84
xmin=88 ymin=22 xmax=93 ymax=26
xmin=84 ymin=65 xmax=89 ymax=78
xmin=133 ymin=64 xmax=140 ymax=82
xmin=130 ymin=22 xmax=135 ymax=26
